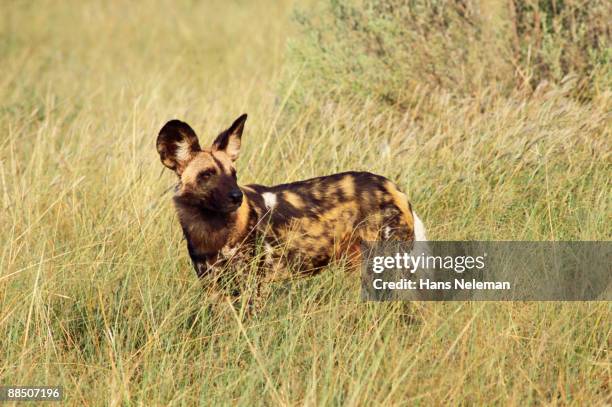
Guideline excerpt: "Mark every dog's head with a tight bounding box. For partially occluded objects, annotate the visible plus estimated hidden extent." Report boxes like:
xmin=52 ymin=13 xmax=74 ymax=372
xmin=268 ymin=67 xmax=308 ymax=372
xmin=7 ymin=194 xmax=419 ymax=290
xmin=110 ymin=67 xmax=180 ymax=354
xmin=157 ymin=114 xmax=247 ymax=213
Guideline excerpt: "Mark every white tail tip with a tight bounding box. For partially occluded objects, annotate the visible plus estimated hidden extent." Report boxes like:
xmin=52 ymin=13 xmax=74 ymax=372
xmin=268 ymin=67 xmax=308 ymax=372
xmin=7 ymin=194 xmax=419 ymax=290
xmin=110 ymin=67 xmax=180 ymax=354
xmin=413 ymin=211 xmax=427 ymax=242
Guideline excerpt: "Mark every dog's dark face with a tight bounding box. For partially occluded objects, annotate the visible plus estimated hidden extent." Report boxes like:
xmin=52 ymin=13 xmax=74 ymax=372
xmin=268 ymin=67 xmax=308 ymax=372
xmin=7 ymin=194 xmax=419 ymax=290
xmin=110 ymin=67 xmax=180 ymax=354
xmin=157 ymin=114 xmax=247 ymax=213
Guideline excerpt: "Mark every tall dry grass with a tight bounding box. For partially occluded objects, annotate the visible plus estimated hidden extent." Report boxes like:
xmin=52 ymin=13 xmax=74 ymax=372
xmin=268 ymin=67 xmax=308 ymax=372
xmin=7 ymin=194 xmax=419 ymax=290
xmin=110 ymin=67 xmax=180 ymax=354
xmin=0 ymin=0 xmax=610 ymax=405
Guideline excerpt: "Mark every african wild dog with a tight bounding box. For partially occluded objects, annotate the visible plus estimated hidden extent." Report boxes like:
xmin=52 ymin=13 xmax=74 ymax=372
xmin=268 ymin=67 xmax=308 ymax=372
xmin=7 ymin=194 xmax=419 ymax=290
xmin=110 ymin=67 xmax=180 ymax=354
xmin=157 ymin=114 xmax=427 ymax=279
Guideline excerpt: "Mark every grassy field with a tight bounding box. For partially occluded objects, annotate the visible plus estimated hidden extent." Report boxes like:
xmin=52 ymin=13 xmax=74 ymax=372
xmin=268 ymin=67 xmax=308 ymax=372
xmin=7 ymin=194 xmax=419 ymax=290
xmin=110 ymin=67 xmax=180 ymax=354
xmin=1 ymin=0 xmax=610 ymax=405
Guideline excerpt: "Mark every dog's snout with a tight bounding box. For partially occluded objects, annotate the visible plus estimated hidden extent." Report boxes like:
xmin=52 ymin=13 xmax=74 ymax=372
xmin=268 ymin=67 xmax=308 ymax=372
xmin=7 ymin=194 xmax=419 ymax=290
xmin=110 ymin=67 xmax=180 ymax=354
xmin=229 ymin=189 xmax=243 ymax=204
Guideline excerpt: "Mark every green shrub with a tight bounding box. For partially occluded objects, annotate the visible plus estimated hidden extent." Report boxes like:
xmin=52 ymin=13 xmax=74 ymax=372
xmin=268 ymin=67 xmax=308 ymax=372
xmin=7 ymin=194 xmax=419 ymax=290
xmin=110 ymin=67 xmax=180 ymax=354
xmin=288 ymin=0 xmax=611 ymax=107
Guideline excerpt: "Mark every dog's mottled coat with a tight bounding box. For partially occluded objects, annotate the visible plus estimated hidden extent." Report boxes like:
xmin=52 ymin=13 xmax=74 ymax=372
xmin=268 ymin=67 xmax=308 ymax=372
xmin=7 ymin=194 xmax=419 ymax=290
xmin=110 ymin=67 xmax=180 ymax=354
xmin=157 ymin=114 xmax=426 ymax=278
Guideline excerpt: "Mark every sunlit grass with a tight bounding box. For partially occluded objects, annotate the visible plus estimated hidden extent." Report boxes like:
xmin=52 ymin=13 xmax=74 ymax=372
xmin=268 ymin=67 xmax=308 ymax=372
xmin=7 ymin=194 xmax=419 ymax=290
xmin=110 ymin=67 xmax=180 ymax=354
xmin=0 ymin=0 xmax=610 ymax=405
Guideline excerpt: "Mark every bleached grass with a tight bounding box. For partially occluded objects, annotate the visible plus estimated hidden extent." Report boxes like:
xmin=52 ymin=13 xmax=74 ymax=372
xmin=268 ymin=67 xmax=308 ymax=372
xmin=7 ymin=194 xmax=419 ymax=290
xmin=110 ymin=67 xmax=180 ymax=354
xmin=1 ymin=0 xmax=610 ymax=405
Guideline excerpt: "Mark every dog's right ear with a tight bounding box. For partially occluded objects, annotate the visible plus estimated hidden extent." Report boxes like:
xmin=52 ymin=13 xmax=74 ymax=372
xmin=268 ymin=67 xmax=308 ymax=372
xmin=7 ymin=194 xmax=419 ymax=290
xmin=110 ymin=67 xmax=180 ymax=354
xmin=157 ymin=120 xmax=201 ymax=175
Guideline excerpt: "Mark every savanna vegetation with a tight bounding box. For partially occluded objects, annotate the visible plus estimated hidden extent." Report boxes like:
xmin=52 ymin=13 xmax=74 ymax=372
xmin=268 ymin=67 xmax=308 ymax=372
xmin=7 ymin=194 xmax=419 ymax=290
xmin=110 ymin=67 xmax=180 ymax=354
xmin=1 ymin=0 xmax=610 ymax=405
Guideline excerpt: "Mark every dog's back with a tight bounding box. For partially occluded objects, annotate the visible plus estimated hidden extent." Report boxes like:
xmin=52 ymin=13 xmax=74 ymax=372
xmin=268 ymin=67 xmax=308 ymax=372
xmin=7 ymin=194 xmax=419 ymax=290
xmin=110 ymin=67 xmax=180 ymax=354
xmin=242 ymin=171 xmax=421 ymax=271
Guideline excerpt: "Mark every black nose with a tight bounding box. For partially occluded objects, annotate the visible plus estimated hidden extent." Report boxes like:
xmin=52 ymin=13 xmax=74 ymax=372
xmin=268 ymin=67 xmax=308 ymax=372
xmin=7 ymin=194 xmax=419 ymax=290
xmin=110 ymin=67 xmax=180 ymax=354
xmin=229 ymin=189 xmax=243 ymax=204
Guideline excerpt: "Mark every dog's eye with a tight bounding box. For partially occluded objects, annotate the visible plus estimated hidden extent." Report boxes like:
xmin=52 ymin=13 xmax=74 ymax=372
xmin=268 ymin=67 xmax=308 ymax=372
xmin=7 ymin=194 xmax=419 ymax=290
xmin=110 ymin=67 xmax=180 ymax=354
xmin=197 ymin=169 xmax=215 ymax=182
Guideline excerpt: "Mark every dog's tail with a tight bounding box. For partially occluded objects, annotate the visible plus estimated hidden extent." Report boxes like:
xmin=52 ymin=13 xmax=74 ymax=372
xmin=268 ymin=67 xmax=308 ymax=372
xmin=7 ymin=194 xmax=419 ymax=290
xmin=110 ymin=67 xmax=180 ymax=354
xmin=410 ymin=209 xmax=437 ymax=300
xmin=412 ymin=210 xmax=427 ymax=242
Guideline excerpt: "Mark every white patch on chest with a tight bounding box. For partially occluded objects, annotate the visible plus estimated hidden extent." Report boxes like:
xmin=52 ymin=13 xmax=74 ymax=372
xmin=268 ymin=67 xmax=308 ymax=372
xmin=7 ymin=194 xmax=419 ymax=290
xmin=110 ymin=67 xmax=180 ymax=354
xmin=262 ymin=192 xmax=277 ymax=210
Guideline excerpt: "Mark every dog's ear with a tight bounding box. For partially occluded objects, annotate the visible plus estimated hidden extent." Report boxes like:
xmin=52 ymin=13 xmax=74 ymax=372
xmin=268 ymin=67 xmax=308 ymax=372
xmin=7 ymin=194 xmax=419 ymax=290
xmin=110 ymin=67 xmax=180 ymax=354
xmin=157 ymin=120 xmax=201 ymax=175
xmin=212 ymin=114 xmax=247 ymax=161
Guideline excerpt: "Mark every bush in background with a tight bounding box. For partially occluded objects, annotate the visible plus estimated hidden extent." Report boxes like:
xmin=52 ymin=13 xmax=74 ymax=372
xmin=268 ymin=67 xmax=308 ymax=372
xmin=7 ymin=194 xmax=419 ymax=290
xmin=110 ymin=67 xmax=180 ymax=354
xmin=288 ymin=0 xmax=611 ymax=108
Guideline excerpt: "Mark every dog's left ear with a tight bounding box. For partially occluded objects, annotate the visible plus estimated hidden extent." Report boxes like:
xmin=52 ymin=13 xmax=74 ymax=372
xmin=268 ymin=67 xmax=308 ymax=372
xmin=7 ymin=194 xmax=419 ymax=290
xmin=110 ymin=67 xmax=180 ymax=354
xmin=157 ymin=120 xmax=201 ymax=175
xmin=212 ymin=113 xmax=247 ymax=161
